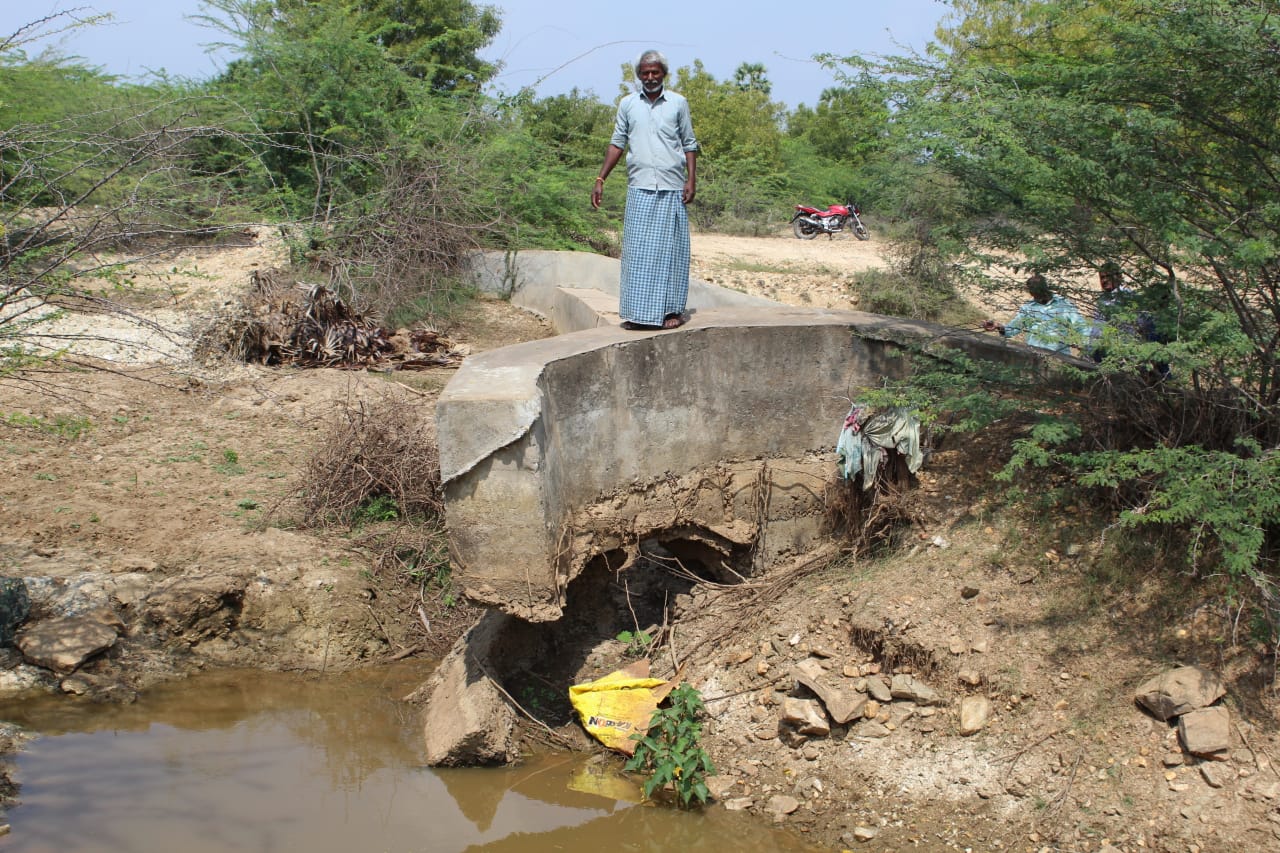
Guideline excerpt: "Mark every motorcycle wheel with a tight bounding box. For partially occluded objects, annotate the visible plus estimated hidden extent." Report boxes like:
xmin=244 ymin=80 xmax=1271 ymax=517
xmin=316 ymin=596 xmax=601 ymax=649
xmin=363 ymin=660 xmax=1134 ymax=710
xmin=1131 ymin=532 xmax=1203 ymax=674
xmin=792 ymin=219 xmax=819 ymax=240
xmin=853 ymin=223 xmax=871 ymax=241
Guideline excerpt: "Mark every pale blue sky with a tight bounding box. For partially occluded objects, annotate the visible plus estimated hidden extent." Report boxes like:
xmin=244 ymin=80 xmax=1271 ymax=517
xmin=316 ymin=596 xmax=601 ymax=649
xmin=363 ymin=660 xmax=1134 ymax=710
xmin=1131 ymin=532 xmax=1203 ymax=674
xmin=3 ymin=1 xmax=950 ymax=108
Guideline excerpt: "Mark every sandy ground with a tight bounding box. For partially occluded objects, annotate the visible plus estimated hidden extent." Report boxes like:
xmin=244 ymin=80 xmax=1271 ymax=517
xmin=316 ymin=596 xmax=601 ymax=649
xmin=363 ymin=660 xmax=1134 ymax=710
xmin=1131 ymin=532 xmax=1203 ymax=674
xmin=692 ymin=228 xmax=889 ymax=310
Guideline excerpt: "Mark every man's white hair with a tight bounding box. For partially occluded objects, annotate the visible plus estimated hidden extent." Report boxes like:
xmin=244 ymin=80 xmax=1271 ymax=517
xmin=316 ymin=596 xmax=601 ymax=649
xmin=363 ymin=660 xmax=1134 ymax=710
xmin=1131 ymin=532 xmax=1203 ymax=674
xmin=634 ymin=50 xmax=669 ymax=77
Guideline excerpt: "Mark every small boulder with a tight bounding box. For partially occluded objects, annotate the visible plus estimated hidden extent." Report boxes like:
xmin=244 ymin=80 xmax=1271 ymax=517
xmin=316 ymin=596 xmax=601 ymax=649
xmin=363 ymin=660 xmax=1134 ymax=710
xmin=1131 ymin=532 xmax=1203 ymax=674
xmin=890 ymin=673 xmax=942 ymax=705
xmin=781 ymin=697 xmax=831 ymax=737
xmin=1178 ymin=706 xmax=1231 ymax=759
xmin=0 ymin=578 xmax=30 ymax=646
xmin=794 ymin=668 xmax=866 ymax=725
xmin=865 ymin=675 xmax=892 ymax=703
xmin=1134 ymin=666 xmax=1226 ymax=721
xmin=765 ymin=794 xmax=800 ymax=817
xmin=15 ymin=615 xmax=118 ymax=673
xmin=959 ymin=695 xmax=992 ymax=735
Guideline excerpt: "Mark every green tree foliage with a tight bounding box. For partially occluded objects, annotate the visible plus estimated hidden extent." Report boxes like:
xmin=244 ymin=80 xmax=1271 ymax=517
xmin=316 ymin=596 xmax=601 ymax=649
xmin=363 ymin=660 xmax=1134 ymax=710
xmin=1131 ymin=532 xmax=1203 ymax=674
xmin=472 ymin=91 xmax=615 ymax=253
xmin=196 ymin=0 xmax=500 ymax=222
xmin=341 ymin=0 xmax=500 ymax=89
xmin=732 ymin=62 xmax=771 ymax=95
xmin=851 ymin=0 xmax=1280 ymax=583
xmin=670 ymin=60 xmax=786 ymax=231
xmin=787 ymin=84 xmax=890 ymax=166
xmin=675 ymin=60 xmax=782 ymax=172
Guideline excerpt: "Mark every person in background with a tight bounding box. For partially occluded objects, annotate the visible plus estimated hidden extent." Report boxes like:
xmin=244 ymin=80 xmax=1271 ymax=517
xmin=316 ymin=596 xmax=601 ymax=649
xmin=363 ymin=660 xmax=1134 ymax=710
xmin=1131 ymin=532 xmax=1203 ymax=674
xmin=1089 ymin=261 xmax=1169 ymax=377
xmin=983 ymin=273 xmax=1088 ymax=355
xmin=591 ymin=49 xmax=699 ymax=331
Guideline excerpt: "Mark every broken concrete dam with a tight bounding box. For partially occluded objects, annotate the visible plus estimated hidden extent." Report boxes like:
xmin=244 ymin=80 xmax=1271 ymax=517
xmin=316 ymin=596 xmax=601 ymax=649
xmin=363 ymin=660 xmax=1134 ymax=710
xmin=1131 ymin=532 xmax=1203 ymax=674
xmin=420 ymin=249 xmax=1045 ymax=765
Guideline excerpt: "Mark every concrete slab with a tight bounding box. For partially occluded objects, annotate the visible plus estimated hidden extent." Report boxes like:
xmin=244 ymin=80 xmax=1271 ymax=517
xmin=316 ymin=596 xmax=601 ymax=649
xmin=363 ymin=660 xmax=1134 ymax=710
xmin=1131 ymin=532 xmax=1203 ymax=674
xmin=464 ymin=249 xmax=775 ymax=333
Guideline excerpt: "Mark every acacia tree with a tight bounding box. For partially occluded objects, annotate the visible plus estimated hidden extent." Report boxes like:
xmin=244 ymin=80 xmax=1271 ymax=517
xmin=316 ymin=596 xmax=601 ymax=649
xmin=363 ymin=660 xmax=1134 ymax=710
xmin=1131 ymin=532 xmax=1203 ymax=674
xmin=196 ymin=0 xmax=501 ymax=222
xmin=852 ymin=0 xmax=1280 ymax=586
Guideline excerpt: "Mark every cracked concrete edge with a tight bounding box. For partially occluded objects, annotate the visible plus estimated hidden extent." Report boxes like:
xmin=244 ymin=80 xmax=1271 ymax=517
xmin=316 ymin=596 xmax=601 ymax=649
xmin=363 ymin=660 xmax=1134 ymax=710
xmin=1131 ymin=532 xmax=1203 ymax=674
xmin=436 ymin=362 xmax=546 ymax=485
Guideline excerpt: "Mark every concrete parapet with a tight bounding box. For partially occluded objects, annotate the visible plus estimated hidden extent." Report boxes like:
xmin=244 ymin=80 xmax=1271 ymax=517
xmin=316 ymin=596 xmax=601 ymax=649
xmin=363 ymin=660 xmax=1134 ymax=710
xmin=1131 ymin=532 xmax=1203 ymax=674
xmin=464 ymin=249 xmax=774 ymax=333
xmin=438 ymin=305 xmax=1018 ymax=622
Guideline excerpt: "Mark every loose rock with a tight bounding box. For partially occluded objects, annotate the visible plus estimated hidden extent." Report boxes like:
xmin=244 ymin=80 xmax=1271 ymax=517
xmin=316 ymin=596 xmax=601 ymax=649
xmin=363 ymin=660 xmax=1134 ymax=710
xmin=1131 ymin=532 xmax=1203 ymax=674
xmin=15 ymin=615 xmax=119 ymax=673
xmin=959 ymin=695 xmax=993 ymax=735
xmin=1134 ymin=666 xmax=1226 ymax=721
xmin=781 ymin=697 xmax=831 ymax=737
xmin=1179 ymin=706 xmax=1231 ymax=759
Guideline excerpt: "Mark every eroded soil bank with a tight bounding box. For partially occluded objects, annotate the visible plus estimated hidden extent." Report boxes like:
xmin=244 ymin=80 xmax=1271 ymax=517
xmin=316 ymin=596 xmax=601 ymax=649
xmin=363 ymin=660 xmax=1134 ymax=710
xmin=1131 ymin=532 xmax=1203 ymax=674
xmin=2 ymin=229 xmax=1278 ymax=851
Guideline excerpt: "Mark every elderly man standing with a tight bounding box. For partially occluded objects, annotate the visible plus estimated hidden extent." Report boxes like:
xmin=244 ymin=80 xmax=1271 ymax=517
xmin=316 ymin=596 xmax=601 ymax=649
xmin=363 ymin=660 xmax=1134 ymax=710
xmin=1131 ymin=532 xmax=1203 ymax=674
xmin=591 ymin=50 xmax=699 ymax=330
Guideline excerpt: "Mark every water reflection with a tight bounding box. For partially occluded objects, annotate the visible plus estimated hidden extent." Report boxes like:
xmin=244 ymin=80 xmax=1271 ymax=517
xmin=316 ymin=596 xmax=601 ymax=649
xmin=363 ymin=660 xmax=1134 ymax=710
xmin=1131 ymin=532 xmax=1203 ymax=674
xmin=0 ymin=666 xmax=819 ymax=853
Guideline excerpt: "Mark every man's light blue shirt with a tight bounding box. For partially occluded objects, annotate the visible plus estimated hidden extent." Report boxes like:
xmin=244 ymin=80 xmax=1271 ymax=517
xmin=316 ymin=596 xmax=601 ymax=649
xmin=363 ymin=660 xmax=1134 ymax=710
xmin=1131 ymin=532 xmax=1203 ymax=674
xmin=610 ymin=89 xmax=699 ymax=192
xmin=1004 ymin=295 xmax=1088 ymax=354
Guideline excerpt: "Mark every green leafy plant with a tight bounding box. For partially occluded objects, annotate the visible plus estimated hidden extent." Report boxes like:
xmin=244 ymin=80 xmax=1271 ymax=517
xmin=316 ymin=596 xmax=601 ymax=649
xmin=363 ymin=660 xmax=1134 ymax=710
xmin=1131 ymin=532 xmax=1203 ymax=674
xmin=214 ymin=449 xmax=245 ymax=476
xmin=353 ymin=494 xmax=400 ymax=525
xmin=615 ymin=629 xmax=653 ymax=659
xmin=625 ymin=682 xmax=716 ymax=808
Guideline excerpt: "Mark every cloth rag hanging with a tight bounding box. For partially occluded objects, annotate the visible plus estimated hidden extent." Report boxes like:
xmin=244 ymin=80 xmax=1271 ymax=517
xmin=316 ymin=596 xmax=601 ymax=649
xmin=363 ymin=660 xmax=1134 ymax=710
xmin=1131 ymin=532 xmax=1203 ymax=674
xmin=835 ymin=405 xmax=924 ymax=489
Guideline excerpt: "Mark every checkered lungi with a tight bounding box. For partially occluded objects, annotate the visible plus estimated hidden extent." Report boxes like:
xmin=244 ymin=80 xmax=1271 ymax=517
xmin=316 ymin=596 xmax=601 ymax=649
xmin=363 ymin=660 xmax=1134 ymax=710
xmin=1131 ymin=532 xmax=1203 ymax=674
xmin=619 ymin=187 xmax=690 ymax=325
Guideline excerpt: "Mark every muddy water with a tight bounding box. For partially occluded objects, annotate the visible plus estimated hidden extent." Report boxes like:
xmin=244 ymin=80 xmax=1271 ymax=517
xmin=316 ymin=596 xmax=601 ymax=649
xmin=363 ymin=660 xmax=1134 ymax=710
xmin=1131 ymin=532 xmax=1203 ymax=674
xmin=0 ymin=665 xmax=820 ymax=852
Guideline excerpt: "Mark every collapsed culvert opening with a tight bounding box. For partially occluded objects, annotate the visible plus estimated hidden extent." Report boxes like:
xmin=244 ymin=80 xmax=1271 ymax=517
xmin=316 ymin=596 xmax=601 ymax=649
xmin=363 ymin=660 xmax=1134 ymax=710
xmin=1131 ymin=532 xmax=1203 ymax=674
xmin=492 ymin=533 xmax=748 ymax=747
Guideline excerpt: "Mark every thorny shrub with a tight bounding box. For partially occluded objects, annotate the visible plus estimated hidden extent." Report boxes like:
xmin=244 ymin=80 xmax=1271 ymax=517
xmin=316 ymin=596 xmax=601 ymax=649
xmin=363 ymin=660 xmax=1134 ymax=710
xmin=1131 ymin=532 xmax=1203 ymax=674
xmin=296 ymin=389 xmax=442 ymax=528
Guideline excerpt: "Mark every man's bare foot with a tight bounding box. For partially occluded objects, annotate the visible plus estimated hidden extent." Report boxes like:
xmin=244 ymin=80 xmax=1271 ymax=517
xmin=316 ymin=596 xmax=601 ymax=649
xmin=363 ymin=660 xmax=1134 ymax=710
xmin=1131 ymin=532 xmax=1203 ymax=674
xmin=662 ymin=313 xmax=686 ymax=329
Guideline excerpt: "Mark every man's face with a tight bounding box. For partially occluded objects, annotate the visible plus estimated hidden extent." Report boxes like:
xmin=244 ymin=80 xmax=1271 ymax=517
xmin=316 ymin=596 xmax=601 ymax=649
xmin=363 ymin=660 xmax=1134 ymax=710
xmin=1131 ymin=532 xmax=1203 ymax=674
xmin=1100 ymin=270 xmax=1120 ymax=292
xmin=638 ymin=62 xmax=666 ymax=95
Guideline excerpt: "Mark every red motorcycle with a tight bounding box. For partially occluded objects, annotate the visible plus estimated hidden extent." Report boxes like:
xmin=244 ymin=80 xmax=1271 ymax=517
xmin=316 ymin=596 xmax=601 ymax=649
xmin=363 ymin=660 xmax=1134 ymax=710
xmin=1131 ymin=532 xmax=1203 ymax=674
xmin=791 ymin=200 xmax=870 ymax=240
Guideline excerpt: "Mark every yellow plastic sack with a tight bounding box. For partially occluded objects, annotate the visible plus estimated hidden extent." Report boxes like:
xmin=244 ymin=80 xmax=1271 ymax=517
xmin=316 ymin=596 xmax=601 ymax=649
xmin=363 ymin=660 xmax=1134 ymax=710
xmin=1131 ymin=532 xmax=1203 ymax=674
xmin=568 ymin=660 xmax=674 ymax=755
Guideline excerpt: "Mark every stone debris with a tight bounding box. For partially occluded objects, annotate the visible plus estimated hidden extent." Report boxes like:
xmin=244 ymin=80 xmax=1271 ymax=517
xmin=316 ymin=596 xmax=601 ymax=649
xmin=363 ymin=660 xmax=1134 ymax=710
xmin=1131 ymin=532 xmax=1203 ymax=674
xmin=421 ymin=611 xmax=518 ymax=766
xmin=959 ymin=695 xmax=993 ymax=735
xmin=0 ymin=579 xmax=30 ymax=646
xmin=1134 ymin=665 xmax=1226 ymax=721
xmin=890 ymin=673 xmax=941 ymax=705
xmin=15 ymin=615 xmax=119 ymax=673
xmin=852 ymin=825 xmax=879 ymax=842
xmin=865 ymin=675 xmax=892 ymax=703
xmin=705 ymin=777 xmax=735 ymax=802
xmin=794 ymin=667 xmax=866 ymax=725
xmin=1200 ymin=763 xmax=1231 ymax=789
xmin=1179 ymin=706 xmax=1231 ymax=759
xmin=765 ymin=794 xmax=800 ymax=816
xmin=782 ymin=697 xmax=831 ymax=736
xmin=795 ymin=658 xmax=826 ymax=680
xmin=857 ymin=720 xmax=892 ymax=738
